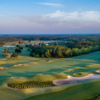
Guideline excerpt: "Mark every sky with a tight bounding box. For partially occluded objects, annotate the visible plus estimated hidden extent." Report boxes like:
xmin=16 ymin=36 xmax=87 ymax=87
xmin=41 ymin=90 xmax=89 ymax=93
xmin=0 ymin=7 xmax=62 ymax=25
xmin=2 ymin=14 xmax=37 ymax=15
xmin=0 ymin=0 xmax=100 ymax=34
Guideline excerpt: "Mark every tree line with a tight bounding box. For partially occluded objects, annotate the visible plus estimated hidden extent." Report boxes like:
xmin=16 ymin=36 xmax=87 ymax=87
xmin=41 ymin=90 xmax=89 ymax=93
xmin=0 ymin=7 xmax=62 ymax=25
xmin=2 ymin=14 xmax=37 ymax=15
xmin=30 ymin=45 xmax=100 ymax=58
xmin=1 ymin=34 xmax=100 ymax=43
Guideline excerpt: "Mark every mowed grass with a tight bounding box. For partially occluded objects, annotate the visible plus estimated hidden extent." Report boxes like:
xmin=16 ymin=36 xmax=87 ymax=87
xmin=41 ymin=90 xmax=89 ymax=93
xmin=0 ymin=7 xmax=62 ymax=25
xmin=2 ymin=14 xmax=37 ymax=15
xmin=1 ymin=51 xmax=100 ymax=79
xmin=1 ymin=46 xmax=100 ymax=100
xmin=25 ymin=80 xmax=100 ymax=100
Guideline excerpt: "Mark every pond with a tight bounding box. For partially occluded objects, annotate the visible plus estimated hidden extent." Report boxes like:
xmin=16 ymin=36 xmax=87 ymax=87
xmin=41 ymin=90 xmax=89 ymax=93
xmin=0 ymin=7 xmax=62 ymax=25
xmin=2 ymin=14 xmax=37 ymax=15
xmin=3 ymin=45 xmax=16 ymax=48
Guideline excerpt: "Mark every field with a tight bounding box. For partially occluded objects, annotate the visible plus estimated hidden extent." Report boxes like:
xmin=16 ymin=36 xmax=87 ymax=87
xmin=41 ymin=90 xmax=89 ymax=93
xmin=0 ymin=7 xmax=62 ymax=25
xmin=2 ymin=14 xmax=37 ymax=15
xmin=1 ymin=44 xmax=100 ymax=100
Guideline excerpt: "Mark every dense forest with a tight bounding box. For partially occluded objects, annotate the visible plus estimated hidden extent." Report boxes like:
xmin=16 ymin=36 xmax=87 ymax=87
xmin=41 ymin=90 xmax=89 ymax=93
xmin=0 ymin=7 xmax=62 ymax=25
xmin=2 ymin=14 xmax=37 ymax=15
xmin=30 ymin=45 xmax=100 ymax=58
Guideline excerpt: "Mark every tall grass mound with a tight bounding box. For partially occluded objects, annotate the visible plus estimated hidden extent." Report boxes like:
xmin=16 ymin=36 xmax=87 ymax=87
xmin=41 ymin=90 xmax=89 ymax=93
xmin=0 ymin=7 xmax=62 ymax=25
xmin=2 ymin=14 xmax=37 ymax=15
xmin=64 ymin=69 xmax=74 ymax=72
xmin=73 ymin=72 xmax=89 ymax=77
xmin=32 ymin=73 xmax=67 ymax=81
xmin=10 ymin=77 xmax=28 ymax=83
xmin=85 ymin=64 xmax=100 ymax=68
xmin=8 ymin=81 xmax=57 ymax=89
xmin=10 ymin=73 xmax=67 ymax=84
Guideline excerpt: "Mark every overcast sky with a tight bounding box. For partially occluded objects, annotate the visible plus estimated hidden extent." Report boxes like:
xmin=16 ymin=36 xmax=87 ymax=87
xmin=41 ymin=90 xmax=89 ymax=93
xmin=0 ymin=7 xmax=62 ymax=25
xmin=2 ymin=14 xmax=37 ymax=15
xmin=0 ymin=0 xmax=100 ymax=34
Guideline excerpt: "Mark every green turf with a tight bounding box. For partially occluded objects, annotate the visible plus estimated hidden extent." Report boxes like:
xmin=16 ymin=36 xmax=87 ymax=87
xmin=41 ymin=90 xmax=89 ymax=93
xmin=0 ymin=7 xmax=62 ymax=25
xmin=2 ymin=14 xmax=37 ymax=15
xmin=1 ymin=45 xmax=100 ymax=100
xmin=25 ymin=80 xmax=100 ymax=100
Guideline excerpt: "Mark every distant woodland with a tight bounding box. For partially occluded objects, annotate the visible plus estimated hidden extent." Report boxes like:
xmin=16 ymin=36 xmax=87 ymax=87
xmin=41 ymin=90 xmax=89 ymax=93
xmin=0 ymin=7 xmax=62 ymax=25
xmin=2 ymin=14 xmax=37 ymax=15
xmin=1 ymin=34 xmax=100 ymax=42
xmin=1 ymin=34 xmax=100 ymax=58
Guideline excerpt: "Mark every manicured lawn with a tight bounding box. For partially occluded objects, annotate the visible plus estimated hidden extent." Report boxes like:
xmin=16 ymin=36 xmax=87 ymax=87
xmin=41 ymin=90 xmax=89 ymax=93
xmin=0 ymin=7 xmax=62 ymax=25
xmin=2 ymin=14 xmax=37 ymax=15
xmin=25 ymin=80 xmax=100 ymax=100
xmin=1 ymin=46 xmax=100 ymax=100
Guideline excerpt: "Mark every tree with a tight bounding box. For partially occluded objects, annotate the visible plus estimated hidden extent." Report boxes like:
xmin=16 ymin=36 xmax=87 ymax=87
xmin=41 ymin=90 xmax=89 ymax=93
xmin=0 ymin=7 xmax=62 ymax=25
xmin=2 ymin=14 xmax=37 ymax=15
xmin=3 ymin=49 xmax=8 ymax=55
xmin=19 ymin=41 xmax=23 ymax=44
xmin=15 ymin=48 xmax=21 ymax=53
xmin=25 ymin=44 xmax=29 ymax=47
xmin=11 ymin=53 xmax=18 ymax=58
xmin=16 ymin=45 xmax=20 ymax=47
xmin=41 ymin=54 xmax=45 ymax=58
xmin=45 ymin=50 xmax=51 ymax=58
xmin=20 ymin=47 xmax=23 ymax=50
xmin=64 ymin=48 xmax=72 ymax=57
xmin=29 ymin=40 xmax=31 ymax=42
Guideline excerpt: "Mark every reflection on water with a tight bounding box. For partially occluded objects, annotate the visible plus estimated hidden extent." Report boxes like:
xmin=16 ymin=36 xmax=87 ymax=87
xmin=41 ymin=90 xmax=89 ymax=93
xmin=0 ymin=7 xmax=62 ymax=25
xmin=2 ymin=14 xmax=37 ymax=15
xmin=3 ymin=45 xmax=16 ymax=48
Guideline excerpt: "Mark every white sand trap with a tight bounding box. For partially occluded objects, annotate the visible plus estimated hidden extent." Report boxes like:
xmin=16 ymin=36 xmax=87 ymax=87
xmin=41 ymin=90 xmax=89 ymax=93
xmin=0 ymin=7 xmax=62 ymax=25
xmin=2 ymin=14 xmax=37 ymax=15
xmin=11 ymin=77 xmax=20 ymax=79
xmin=53 ymin=74 xmax=100 ymax=85
xmin=18 ymin=64 xmax=24 ymax=66
xmin=14 ymin=64 xmax=24 ymax=67
xmin=0 ymin=67 xmax=7 ymax=70
xmin=14 ymin=65 xmax=18 ymax=66
xmin=96 ymin=70 xmax=100 ymax=73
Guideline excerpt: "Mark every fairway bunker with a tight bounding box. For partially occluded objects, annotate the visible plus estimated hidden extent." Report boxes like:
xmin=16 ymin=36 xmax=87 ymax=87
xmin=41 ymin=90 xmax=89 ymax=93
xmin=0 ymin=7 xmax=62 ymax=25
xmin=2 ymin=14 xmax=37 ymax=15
xmin=53 ymin=74 xmax=100 ymax=85
xmin=11 ymin=77 xmax=20 ymax=79
xmin=96 ymin=70 xmax=100 ymax=73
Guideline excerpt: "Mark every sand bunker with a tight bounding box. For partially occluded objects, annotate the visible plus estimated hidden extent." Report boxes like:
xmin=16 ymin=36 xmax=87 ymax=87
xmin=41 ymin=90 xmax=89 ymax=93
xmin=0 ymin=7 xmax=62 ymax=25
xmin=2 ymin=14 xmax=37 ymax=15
xmin=53 ymin=74 xmax=100 ymax=85
xmin=96 ymin=70 xmax=100 ymax=73
xmin=0 ymin=67 xmax=7 ymax=70
xmin=11 ymin=77 xmax=20 ymax=79
xmin=14 ymin=64 xmax=24 ymax=67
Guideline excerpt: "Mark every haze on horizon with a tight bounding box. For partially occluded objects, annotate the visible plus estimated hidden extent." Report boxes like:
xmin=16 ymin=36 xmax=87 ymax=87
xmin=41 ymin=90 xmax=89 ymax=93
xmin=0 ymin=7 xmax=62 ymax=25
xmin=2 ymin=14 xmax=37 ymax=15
xmin=0 ymin=0 xmax=100 ymax=34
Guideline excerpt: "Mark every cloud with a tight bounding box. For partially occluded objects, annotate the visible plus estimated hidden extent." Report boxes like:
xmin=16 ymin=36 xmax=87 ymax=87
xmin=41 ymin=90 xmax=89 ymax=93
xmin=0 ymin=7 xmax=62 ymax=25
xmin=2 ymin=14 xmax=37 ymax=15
xmin=1 ymin=10 xmax=100 ymax=34
xmin=44 ymin=10 xmax=100 ymax=22
xmin=38 ymin=3 xmax=63 ymax=6
xmin=15 ymin=10 xmax=100 ymax=33
xmin=19 ymin=10 xmax=100 ymax=24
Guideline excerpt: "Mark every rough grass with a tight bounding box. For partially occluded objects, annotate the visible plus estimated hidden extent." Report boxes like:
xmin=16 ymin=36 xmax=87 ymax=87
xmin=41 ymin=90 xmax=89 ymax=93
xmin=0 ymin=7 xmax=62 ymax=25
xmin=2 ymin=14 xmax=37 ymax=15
xmin=74 ymin=67 xmax=86 ymax=70
xmin=0 ymin=61 xmax=6 ymax=65
xmin=64 ymin=69 xmax=74 ymax=72
xmin=85 ymin=64 xmax=100 ymax=68
xmin=25 ymin=80 xmax=100 ymax=100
